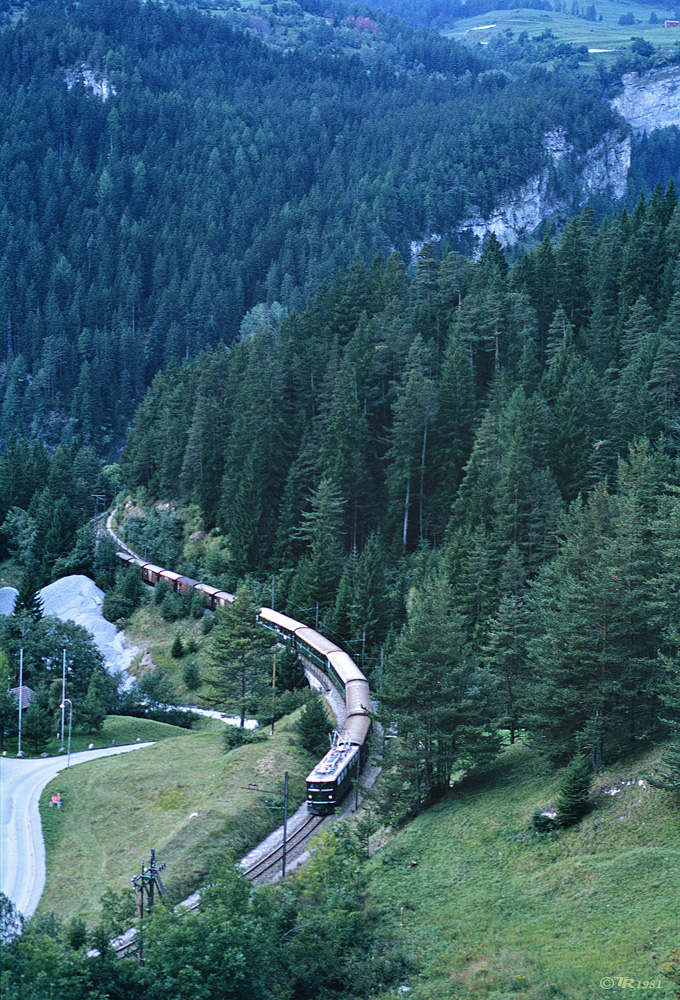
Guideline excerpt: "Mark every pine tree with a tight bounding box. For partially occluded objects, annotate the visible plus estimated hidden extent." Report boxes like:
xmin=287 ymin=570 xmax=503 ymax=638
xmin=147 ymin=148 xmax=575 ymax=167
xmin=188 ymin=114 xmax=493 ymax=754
xmin=80 ymin=670 xmax=107 ymax=734
xmin=387 ymin=335 xmax=438 ymax=552
xmin=555 ymin=752 xmax=592 ymax=827
xmin=297 ymin=692 xmax=333 ymax=755
xmin=12 ymin=560 xmax=44 ymax=620
xmin=380 ymin=570 xmax=500 ymax=811
xmin=206 ymin=587 xmax=272 ymax=726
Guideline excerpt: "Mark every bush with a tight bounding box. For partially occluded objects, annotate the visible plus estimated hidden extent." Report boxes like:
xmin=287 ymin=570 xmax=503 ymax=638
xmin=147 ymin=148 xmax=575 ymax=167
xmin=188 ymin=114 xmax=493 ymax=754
xmin=276 ymin=645 xmax=306 ymax=691
xmin=186 ymin=637 xmax=199 ymax=654
xmin=222 ymin=725 xmax=265 ymax=752
xmin=171 ymin=634 xmax=184 ymax=658
xmin=201 ymin=611 xmax=214 ymax=634
xmin=257 ymin=687 xmax=310 ymax=727
xmin=154 ymin=578 xmax=170 ymax=606
xmin=191 ymin=590 xmax=206 ymax=618
xmin=530 ymin=808 xmax=558 ymax=837
xmin=138 ymin=670 xmax=177 ymax=708
xmin=102 ymin=590 xmax=134 ymax=623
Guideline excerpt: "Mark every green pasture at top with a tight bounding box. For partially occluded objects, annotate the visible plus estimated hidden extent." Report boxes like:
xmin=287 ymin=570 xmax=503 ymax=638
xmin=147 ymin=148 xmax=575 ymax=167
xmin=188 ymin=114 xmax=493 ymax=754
xmin=446 ymin=1 xmax=680 ymax=56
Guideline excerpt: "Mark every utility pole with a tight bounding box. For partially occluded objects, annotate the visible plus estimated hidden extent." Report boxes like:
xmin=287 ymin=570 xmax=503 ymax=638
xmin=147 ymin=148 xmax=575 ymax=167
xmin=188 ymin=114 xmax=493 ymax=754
xmin=242 ymin=772 xmax=289 ymax=876
xmin=270 ymin=649 xmax=277 ymax=736
xmin=131 ymin=850 xmax=166 ymax=964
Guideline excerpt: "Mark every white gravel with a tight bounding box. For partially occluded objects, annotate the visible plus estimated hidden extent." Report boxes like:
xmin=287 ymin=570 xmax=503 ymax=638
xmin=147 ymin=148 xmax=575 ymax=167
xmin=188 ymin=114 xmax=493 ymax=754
xmin=0 ymin=575 xmax=140 ymax=679
xmin=0 ymin=586 xmax=18 ymax=615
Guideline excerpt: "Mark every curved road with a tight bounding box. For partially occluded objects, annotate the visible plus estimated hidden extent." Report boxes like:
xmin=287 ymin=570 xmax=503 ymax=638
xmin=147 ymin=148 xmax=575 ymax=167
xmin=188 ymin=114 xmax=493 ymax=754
xmin=0 ymin=744 xmax=153 ymax=919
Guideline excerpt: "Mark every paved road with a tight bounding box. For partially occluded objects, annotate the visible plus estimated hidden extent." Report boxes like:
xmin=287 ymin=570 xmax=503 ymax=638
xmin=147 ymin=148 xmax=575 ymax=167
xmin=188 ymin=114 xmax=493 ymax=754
xmin=0 ymin=744 xmax=154 ymax=919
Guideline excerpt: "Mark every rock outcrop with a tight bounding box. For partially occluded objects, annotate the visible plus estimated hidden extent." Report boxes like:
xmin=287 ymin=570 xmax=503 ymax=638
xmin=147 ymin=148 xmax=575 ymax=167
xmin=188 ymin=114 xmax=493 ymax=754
xmin=453 ymin=129 xmax=630 ymax=250
xmin=612 ymin=66 xmax=680 ymax=134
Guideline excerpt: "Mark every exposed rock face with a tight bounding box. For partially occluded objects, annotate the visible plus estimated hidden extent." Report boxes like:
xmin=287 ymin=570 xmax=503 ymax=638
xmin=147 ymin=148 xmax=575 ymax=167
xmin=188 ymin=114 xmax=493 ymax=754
xmin=612 ymin=67 xmax=680 ymax=133
xmin=64 ymin=66 xmax=116 ymax=101
xmin=453 ymin=130 xmax=631 ymax=251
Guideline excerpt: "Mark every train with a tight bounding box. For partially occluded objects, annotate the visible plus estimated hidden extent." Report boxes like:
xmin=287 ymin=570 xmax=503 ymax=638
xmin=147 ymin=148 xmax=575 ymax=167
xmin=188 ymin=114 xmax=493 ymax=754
xmin=114 ymin=550 xmax=371 ymax=814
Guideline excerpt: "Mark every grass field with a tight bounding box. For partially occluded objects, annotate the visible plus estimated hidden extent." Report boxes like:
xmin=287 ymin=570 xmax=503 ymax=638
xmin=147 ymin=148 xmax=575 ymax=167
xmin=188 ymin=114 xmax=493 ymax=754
xmin=38 ymin=714 xmax=312 ymax=925
xmin=446 ymin=1 xmax=680 ymax=57
xmin=124 ymin=602 xmax=216 ymax=706
xmin=3 ymin=713 xmax=193 ymax=758
xmin=367 ymin=743 xmax=680 ymax=999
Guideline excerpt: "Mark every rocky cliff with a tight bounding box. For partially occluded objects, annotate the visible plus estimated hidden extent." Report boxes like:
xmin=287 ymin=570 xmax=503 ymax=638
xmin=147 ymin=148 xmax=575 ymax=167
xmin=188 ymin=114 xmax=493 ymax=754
xmin=612 ymin=66 xmax=680 ymax=133
xmin=452 ymin=129 xmax=631 ymax=250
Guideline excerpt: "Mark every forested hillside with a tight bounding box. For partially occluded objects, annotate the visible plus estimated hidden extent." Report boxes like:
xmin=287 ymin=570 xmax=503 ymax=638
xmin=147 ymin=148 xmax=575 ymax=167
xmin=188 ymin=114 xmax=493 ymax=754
xmin=0 ymin=0 xmax=623 ymax=452
xmin=121 ymin=189 xmax=680 ymax=805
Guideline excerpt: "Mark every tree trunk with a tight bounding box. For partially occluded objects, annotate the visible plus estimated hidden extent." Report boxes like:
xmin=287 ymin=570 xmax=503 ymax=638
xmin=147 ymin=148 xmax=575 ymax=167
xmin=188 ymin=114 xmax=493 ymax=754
xmin=402 ymin=472 xmax=410 ymax=553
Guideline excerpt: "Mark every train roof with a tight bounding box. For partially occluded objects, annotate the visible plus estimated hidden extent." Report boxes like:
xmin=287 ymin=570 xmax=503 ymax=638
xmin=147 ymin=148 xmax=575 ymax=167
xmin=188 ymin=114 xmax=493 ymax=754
xmin=339 ymin=713 xmax=371 ymax=746
xmin=294 ymin=626 xmax=342 ymax=658
xmin=194 ymin=583 xmax=221 ymax=597
xmin=306 ymin=740 xmax=360 ymax=783
xmin=141 ymin=563 xmax=164 ymax=575
xmin=258 ymin=607 xmax=304 ymax=633
xmin=116 ymin=551 xmax=137 ymax=563
xmin=326 ymin=650 xmax=366 ymax=685
xmin=159 ymin=569 xmax=182 ymax=582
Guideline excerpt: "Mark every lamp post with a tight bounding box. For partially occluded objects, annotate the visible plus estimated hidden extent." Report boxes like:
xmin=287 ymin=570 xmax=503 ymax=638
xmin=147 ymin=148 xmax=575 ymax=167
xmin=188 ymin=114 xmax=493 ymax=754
xmin=60 ymin=649 xmax=66 ymax=752
xmin=17 ymin=648 xmax=23 ymax=757
xmin=60 ymin=698 xmax=72 ymax=768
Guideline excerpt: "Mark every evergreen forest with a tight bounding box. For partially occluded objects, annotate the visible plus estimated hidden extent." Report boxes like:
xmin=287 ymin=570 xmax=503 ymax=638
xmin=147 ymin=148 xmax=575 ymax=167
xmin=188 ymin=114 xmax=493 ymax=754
xmin=0 ymin=0 xmax=637 ymax=451
xmin=120 ymin=192 xmax=680 ymax=797
xmin=2 ymin=1 xmax=680 ymax=997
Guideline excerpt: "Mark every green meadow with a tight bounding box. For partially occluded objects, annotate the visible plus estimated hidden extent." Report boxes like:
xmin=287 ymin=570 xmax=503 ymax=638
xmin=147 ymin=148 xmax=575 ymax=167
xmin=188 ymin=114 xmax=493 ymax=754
xmin=446 ymin=1 xmax=680 ymax=57
xmin=368 ymin=743 xmax=680 ymax=999
xmin=38 ymin=716 xmax=312 ymax=925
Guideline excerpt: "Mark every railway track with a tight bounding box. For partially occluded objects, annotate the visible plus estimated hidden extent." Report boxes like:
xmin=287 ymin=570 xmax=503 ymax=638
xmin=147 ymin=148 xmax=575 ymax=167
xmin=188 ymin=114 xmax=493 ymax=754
xmin=108 ymin=813 xmax=326 ymax=958
xmin=243 ymin=814 xmax=326 ymax=882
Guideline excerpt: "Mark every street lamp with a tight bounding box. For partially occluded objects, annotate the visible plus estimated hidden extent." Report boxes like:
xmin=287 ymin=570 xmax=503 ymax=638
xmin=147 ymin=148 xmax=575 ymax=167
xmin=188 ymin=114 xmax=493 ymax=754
xmin=60 ymin=699 xmax=72 ymax=768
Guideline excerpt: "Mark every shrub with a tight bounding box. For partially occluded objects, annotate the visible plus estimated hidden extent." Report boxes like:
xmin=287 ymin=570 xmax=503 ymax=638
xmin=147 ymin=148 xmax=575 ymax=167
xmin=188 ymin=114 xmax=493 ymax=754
xmin=191 ymin=590 xmax=206 ymax=618
xmin=171 ymin=634 xmax=184 ymax=658
xmin=530 ymin=808 xmax=558 ymax=837
xmin=102 ymin=590 xmax=134 ymax=623
xmin=257 ymin=687 xmax=310 ymax=727
xmin=222 ymin=725 xmax=265 ymax=752
xmin=201 ymin=611 xmax=214 ymax=634
xmin=153 ymin=578 xmax=170 ymax=606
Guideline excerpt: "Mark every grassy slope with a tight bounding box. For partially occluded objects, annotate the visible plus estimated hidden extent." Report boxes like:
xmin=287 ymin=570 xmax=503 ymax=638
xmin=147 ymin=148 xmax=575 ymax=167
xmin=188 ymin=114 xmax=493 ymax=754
xmin=446 ymin=0 xmax=680 ymax=56
xmin=124 ymin=602 xmax=215 ymax=706
xmin=38 ymin=716 xmax=312 ymax=925
xmin=368 ymin=744 xmax=680 ymax=999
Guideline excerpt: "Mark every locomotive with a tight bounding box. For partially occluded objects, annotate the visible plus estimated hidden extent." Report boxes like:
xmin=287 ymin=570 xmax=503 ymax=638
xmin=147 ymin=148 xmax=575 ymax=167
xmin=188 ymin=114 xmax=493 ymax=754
xmin=115 ymin=550 xmax=371 ymax=813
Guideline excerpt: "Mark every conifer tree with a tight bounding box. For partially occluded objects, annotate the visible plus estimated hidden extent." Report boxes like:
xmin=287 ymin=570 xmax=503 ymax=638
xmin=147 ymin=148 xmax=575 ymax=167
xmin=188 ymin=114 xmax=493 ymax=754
xmin=297 ymin=692 xmax=333 ymax=756
xmin=380 ymin=570 xmax=499 ymax=810
xmin=207 ymin=587 xmax=272 ymax=726
xmin=555 ymin=752 xmax=592 ymax=827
